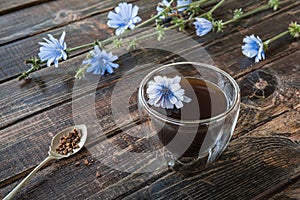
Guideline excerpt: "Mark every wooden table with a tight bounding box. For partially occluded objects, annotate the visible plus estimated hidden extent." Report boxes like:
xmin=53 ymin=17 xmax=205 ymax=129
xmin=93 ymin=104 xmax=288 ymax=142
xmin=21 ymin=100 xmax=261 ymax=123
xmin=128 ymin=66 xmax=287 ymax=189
xmin=0 ymin=0 xmax=299 ymax=199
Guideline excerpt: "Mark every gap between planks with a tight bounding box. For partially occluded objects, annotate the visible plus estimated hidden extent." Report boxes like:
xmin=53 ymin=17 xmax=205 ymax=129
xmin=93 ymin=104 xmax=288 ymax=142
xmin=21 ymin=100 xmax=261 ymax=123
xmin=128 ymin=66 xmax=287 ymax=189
xmin=0 ymin=0 xmax=297 ymax=82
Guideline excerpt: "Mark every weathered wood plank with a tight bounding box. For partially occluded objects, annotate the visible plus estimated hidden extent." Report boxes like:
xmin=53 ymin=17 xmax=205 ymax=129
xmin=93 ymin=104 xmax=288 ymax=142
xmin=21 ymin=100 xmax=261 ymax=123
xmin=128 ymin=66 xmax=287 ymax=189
xmin=0 ymin=119 xmax=167 ymax=199
xmin=0 ymin=0 xmax=299 ymax=199
xmin=2 ymin=32 xmax=299 ymax=173
xmin=0 ymin=17 xmax=110 ymax=83
xmin=1 ymin=114 xmax=299 ymax=199
xmin=0 ymin=50 xmax=299 ymax=199
xmin=1 ymin=94 xmax=298 ymax=200
xmin=0 ymin=0 xmax=165 ymax=128
xmin=204 ymin=1 xmax=300 ymax=75
xmin=0 ymin=0 xmax=53 ymax=15
xmin=0 ymin=0 xmax=159 ymax=82
xmin=123 ymin=137 xmax=300 ymax=200
xmin=0 ymin=10 xmax=299 ymax=130
xmin=0 ymin=49 xmax=174 ymax=182
xmin=0 ymin=0 xmax=269 ymax=45
xmin=1 ymin=45 xmax=298 ymax=146
xmin=2 ymin=0 xmax=297 ymax=139
xmin=0 ymin=0 xmax=141 ymax=45
xmin=245 ymin=110 xmax=300 ymax=140
xmin=234 ymin=50 xmax=300 ymax=137
xmin=0 ymin=48 xmax=173 ymax=129
xmin=0 ymin=0 xmax=297 ymax=82
xmin=270 ymin=180 xmax=300 ymax=200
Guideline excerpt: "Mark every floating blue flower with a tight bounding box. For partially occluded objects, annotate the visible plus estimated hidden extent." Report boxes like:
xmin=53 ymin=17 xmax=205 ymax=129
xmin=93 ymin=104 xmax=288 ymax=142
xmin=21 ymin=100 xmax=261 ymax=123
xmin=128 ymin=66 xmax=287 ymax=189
xmin=147 ymin=76 xmax=191 ymax=109
xmin=193 ymin=18 xmax=213 ymax=37
xmin=38 ymin=31 xmax=67 ymax=67
xmin=107 ymin=2 xmax=142 ymax=35
xmin=177 ymin=0 xmax=192 ymax=12
xmin=82 ymin=45 xmax=119 ymax=75
xmin=157 ymin=0 xmax=172 ymax=19
xmin=242 ymin=34 xmax=265 ymax=62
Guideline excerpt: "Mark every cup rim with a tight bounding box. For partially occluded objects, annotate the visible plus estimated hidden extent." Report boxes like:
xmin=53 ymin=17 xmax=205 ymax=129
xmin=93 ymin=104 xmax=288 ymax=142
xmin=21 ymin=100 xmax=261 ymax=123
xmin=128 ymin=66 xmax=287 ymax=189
xmin=138 ymin=62 xmax=240 ymax=125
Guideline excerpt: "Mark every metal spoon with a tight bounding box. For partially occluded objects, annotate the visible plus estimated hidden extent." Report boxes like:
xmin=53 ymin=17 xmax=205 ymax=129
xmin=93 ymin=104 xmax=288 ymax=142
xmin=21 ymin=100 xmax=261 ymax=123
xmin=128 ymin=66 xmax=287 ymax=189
xmin=3 ymin=124 xmax=87 ymax=200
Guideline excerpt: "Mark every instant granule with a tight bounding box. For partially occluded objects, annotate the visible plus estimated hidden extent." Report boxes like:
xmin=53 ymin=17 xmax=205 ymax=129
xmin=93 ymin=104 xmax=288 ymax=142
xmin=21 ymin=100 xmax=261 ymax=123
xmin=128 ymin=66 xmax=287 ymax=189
xmin=56 ymin=128 xmax=81 ymax=155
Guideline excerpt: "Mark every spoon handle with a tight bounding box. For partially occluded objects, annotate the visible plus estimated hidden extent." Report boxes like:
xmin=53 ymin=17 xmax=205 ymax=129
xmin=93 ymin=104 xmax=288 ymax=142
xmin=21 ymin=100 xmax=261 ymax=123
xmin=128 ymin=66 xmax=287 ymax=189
xmin=3 ymin=155 xmax=55 ymax=200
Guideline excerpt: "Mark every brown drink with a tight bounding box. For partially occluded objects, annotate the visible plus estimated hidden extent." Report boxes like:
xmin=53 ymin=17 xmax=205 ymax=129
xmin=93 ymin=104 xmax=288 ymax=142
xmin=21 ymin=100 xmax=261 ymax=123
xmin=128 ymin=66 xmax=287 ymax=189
xmin=150 ymin=78 xmax=227 ymax=158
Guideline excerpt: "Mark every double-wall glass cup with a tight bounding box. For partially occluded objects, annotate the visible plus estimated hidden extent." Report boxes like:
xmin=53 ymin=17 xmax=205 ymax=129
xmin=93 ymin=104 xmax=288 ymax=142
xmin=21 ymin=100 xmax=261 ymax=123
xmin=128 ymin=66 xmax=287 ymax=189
xmin=138 ymin=62 xmax=240 ymax=171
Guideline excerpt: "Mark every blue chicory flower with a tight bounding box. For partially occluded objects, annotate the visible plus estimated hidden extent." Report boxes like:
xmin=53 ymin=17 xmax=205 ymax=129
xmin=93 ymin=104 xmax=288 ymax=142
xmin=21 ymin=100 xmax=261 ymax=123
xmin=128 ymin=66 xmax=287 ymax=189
xmin=156 ymin=0 xmax=172 ymax=19
xmin=242 ymin=34 xmax=265 ymax=62
xmin=193 ymin=18 xmax=213 ymax=37
xmin=38 ymin=31 xmax=67 ymax=67
xmin=147 ymin=75 xmax=191 ymax=109
xmin=82 ymin=45 xmax=119 ymax=75
xmin=107 ymin=2 xmax=142 ymax=36
xmin=177 ymin=0 xmax=192 ymax=12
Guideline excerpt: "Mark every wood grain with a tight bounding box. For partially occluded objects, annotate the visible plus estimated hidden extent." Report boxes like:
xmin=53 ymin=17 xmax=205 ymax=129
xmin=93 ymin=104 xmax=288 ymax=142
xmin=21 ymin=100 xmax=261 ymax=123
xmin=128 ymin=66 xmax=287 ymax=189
xmin=0 ymin=49 xmax=173 ymax=182
xmin=123 ymin=137 xmax=300 ymax=200
xmin=0 ymin=39 xmax=299 ymax=174
xmin=0 ymin=0 xmax=141 ymax=45
xmin=0 ymin=120 xmax=167 ymax=199
xmin=246 ymin=110 xmax=300 ymax=140
xmin=270 ymin=180 xmax=300 ymax=200
xmin=0 ymin=0 xmax=297 ymax=82
xmin=0 ymin=0 xmax=299 ymax=199
xmin=0 ymin=0 xmax=53 ymax=15
xmin=0 ymin=0 xmax=158 ymax=83
xmin=0 ymin=8 xmax=299 ymax=130
xmin=0 ymin=50 xmax=299 ymax=198
xmin=1 ymin=119 xmax=299 ymax=199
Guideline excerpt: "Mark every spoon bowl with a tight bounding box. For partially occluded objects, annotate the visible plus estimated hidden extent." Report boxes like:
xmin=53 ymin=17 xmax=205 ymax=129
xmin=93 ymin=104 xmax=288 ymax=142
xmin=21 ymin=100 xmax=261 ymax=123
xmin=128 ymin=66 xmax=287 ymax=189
xmin=49 ymin=124 xmax=88 ymax=159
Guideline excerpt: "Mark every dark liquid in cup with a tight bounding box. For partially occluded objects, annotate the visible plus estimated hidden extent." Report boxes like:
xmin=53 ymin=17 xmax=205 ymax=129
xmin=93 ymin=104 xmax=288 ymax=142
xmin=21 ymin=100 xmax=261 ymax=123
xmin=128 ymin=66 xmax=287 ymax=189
xmin=150 ymin=78 xmax=227 ymax=157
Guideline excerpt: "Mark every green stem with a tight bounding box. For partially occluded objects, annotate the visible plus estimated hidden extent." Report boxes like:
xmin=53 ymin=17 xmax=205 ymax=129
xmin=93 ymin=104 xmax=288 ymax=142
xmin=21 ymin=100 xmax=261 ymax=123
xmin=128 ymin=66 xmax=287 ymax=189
xmin=223 ymin=0 xmax=286 ymax=26
xmin=110 ymin=31 xmax=159 ymax=51
xmin=135 ymin=13 xmax=161 ymax=28
xmin=207 ymin=0 xmax=226 ymax=15
xmin=75 ymin=64 xmax=90 ymax=79
xmin=135 ymin=0 xmax=176 ymax=28
xmin=264 ymin=30 xmax=289 ymax=46
xmin=18 ymin=64 xmax=40 ymax=80
xmin=67 ymin=42 xmax=95 ymax=52
xmin=164 ymin=6 xmax=211 ymax=31
xmin=135 ymin=0 xmax=211 ymax=29
xmin=223 ymin=5 xmax=269 ymax=26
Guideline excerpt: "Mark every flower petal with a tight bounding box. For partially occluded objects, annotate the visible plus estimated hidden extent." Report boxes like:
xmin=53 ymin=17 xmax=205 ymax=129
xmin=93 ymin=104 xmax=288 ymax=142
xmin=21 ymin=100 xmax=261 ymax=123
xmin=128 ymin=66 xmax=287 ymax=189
xmin=174 ymin=101 xmax=183 ymax=109
xmin=168 ymin=95 xmax=178 ymax=104
xmin=170 ymin=83 xmax=181 ymax=92
xmin=83 ymin=45 xmax=119 ymax=76
xmin=59 ymin=31 xmax=66 ymax=45
xmin=242 ymin=34 xmax=264 ymax=62
xmin=115 ymin=27 xmax=126 ymax=36
xmin=172 ymin=76 xmax=181 ymax=83
xmin=38 ymin=31 xmax=67 ymax=67
xmin=165 ymin=100 xmax=174 ymax=109
xmin=194 ymin=18 xmax=213 ymax=37
xmin=154 ymin=76 xmax=164 ymax=83
xmin=62 ymin=51 xmax=67 ymax=60
xmin=146 ymin=75 xmax=191 ymax=109
xmin=131 ymin=5 xmax=139 ymax=18
xmin=183 ymin=96 xmax=192 ymax=103
xmin=242 ymin=47 xmax=258 ymax=58
xmin=177 ymin=0 xmax=192 ymax=12
xmin=107 ymin=2 xmax=141 ymax=35
xmin=54 ymin=58 xmax=59 ymax=68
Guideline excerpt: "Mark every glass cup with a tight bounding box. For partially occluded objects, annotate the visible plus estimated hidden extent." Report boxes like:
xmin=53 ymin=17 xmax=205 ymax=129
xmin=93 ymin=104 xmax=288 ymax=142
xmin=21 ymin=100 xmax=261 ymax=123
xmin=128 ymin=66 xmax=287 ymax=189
xmin=138 ymin=62 xmax=240 ymax=171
